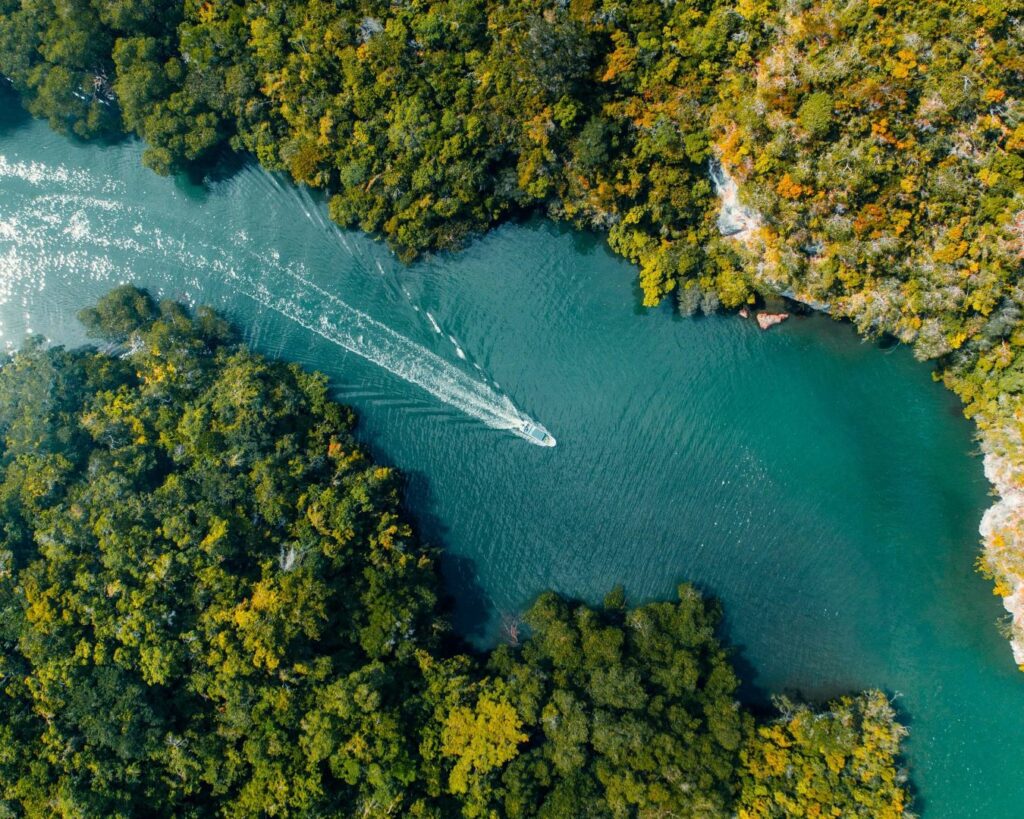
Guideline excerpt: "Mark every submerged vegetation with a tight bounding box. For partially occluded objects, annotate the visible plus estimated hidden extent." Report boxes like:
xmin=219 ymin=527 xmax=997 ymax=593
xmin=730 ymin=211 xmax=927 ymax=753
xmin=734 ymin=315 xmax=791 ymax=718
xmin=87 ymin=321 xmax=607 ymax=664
xmin=1 ymin=0 xmax=1022 ymax=660
xmin=0 ymin=288 xmax=911 ymax=816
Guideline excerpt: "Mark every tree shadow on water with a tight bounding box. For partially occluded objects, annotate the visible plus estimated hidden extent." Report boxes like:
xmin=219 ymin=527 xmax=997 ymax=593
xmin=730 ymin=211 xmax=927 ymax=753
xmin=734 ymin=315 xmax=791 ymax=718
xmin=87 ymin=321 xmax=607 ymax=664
xmin=398 ymin=468 xmax=495 ymax=651
xmin=172 ymin=146 xmax=255 ymax=203
xmin=727 ymin=639 xmax=773 ymax=712
xmin=885 ymin=696 xmax=921 ymax=813
xmin=439 ymin=553 xmax=494 ymax=649
xmin=0 ymin=87 xmax=30 ymax=135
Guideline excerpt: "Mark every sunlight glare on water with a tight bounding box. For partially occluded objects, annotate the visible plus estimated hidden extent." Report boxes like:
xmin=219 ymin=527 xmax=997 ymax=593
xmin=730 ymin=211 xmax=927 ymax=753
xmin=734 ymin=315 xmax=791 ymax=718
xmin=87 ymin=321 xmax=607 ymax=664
xmin=0 ymin=134 xmax=550 ymax=443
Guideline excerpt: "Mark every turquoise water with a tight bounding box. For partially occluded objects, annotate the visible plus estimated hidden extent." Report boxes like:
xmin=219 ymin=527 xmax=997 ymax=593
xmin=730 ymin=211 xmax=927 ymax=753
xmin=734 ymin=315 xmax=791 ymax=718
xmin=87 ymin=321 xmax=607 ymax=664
xmin=1 ymin=100 xmax=1022 ymax=815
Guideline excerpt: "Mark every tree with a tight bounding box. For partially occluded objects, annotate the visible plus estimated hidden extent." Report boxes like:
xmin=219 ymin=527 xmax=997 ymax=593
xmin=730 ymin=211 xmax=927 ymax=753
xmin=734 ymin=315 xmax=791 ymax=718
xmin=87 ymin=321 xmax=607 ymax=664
xmin=797 ymin=92 xmax=833 ymax=140
xmin=738 ymin=692 xmax=911 ymax=819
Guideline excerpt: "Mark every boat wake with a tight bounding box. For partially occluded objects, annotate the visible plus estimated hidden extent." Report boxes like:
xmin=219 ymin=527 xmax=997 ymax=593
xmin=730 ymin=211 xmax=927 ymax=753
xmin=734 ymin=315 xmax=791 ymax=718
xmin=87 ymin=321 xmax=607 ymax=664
xmin=223 ymin=262 xmax=548 ymax=440
xmin=0 ymin=156 xmax=555 ymax=445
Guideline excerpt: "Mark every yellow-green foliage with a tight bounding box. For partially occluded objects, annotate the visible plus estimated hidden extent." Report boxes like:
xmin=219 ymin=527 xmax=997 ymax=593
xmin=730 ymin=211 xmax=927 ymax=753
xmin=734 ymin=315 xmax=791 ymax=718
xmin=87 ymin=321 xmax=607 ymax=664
xmin=738 ymin=691 xmax=911 ymax=819
xmin=442 ymin=691 xmax=528 ymax=795
xmin=0 ymin=287 xmax=444 ymax=816
xmin=715 ymin=0 xmax=1023 ymax=362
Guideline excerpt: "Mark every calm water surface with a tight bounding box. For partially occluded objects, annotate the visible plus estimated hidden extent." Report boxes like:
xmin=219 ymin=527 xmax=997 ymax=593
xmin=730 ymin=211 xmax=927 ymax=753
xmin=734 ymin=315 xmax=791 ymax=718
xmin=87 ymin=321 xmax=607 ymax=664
xmin=1 ymin=101 xmax=1021 ymax=816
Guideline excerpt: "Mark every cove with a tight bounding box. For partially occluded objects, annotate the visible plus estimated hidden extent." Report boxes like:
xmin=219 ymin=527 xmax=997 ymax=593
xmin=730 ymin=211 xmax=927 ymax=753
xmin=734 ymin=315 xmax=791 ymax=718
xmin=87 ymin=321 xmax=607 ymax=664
xmin=1 ymin=103 xmax=1022 ymax=816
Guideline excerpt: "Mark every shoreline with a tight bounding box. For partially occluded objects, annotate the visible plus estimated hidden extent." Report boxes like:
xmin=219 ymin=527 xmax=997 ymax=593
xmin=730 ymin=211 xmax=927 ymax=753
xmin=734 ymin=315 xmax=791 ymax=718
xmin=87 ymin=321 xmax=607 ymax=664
xmin=713 ymin=162 xmax=1023 ymax=669
xmin=980 ymin=428 xmax=1024 ymax=666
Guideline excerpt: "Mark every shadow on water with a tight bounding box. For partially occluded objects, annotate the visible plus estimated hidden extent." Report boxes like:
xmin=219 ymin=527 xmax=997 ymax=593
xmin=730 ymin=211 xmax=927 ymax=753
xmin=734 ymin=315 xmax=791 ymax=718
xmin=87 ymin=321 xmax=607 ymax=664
xmin=678 ymin=582 xmax=775 ymax=710
xmin=0 ymin=86 xmax=30 ymax=134
xmin=174 ymin=145 xmax=253 ymax=201
xmin=727 ymin=640 xmax=773 ymax=711
xmin=542 ymin=215 xmax=607 ymax=259
xmin=875 ymin=332 xmax=902 ymax=351
xmin=399 ymin=467 xmax=496 ymax=646
xmin=76 ymin=124 xmax=132 ymax=151
xmin=454 ymin=210 xmax=620 ymax=273
xmin=0 ymin=84 xmax=126 ymax=147
xmin=439 ymin=553 xmax=494 ymax=647
xmin=0 ymin=90 xmax=254 ymax=197
xmin=890 ymin=698 xmax=923 ymax=816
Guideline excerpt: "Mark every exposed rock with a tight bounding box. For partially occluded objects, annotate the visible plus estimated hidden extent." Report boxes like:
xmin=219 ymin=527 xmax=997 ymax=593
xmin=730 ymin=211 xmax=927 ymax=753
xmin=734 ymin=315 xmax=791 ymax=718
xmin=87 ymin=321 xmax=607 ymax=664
xmin=709 ymin=159 xmax=761 ymax=243
xmin=739 ymin=307 xmax=749 ymax=319
xmin=980 ymin=432 xmax=1024 ymax=666
xmin=756 ymin=312 xmax=789 ymax=330
xmin=710 ymin=162 xmax=835 ymax=315
xmin=779 ymin=287 xmax=831 ymax=314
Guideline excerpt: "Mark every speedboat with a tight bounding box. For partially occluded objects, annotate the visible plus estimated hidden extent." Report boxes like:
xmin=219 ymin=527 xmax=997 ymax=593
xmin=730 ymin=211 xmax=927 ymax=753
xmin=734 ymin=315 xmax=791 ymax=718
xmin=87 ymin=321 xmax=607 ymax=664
xmin=521 ymin=421 xmax=556 ymax=447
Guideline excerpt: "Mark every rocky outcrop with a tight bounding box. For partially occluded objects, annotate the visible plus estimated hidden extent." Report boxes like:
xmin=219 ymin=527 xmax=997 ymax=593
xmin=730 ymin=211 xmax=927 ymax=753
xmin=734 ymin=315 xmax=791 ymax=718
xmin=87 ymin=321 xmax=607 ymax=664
xmin=979 ymin=426 xmax=1024 ymax=666
xmin=756 ymin=312 xmax=789 ymax=330
xmin=778 ymin=287 xmax=831 ymax=315
xmin=709 ymin=159 xmax=761 ymax=244
xmin=711 ymin=161 xmax=833 ymax=314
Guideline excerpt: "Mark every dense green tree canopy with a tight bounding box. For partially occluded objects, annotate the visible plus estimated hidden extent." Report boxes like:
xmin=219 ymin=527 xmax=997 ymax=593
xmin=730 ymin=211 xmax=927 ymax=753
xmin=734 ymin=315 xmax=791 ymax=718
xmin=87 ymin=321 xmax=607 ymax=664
xmin=0 ymin=0 xmax=758 ymax=288
xmin=0 ymin=288 xmax=911 ymax=816
xmin=0 ymin=287 xmax=443 ymax=815
xmin=479 ymin=587 xmax=747 ymax=818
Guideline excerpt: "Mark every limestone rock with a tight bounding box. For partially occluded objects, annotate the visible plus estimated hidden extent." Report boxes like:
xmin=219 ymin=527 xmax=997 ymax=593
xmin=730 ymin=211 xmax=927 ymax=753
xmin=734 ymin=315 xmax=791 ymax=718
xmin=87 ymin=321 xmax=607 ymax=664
xmin=756 ymin=312 xmax=789 ymax=330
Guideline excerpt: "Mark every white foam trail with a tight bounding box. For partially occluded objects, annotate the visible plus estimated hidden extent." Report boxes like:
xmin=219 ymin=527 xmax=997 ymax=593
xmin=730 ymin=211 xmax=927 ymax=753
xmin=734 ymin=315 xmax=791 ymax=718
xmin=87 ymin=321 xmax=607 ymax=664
xmin=425 ymin=311 xmax=442 ymax=334
xmin=226 ymin=266 xmax=530 ymax=433
xmin=0 ymin=155 xmax=555 ymax=445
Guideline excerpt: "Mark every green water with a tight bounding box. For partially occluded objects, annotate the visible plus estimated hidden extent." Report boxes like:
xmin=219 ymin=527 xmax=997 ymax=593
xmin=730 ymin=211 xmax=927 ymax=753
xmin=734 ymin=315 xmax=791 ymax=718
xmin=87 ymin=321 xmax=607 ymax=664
xmin=1 ymin=100 xmax=1021 ymax=815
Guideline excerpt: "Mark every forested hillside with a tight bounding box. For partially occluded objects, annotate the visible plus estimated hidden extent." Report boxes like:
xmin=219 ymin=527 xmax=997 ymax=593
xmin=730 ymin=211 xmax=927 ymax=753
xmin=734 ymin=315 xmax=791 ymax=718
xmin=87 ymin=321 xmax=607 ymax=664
xmin=2 ymin=0 xmax=1023 ymax=656
xmin=0 ymin=288 xmax=910 ymax=816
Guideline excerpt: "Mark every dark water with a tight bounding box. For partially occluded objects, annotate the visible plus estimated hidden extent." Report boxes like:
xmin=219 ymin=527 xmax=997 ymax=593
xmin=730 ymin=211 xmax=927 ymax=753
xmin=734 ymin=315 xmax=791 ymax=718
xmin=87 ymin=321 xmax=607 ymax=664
xmin=0 ymin=102 xmax=1021 ymax=816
